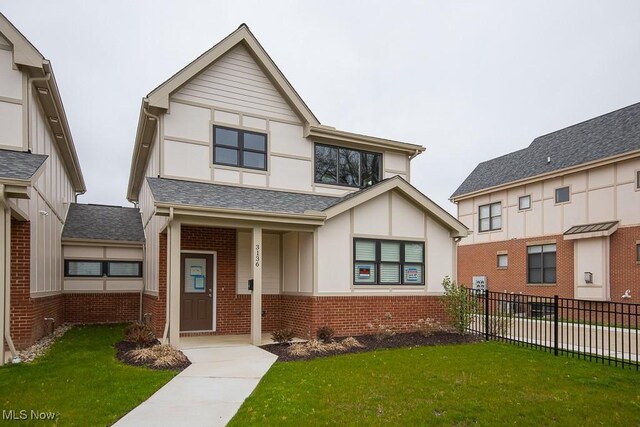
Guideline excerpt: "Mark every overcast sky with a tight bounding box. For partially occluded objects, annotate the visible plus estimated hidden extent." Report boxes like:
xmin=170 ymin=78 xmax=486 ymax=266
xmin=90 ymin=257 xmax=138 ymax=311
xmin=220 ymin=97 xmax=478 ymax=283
xmin=1 ymin=1 xmax=639 ymax=214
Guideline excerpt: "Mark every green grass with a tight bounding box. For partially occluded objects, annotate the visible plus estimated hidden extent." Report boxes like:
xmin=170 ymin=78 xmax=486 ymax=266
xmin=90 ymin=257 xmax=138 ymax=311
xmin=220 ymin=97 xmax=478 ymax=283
xmin=230 ymin=342 xmax=640 ymax=426
xmin=0 ymin=324 xmax=175 ymax=426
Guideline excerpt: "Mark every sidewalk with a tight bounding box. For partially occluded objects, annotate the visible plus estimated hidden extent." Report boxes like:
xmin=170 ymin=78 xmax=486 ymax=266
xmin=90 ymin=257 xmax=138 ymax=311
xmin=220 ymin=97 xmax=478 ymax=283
xmin=115 ymin=343 xmax=278 ymax=427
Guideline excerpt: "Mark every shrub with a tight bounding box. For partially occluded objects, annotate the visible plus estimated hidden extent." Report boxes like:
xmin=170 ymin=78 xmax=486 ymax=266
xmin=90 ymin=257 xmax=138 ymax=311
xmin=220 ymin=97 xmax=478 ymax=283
xmin=367 ymin=312 xmax=396 ymax=341
xmin=414 ymin=318 xmax=442 ymax=337
xmin=288 ymin=343 xmax=310 ymax=357
xmin=127 ymin=344 xmax=189 ymax=369
xmin=124 ymin=322 xmax=155 ymax=347
xmin=440 ymin=276 xmax=477 ymax=335
xmin=316 ymin=326 xmax=335 ymax=343
xmin=340 ymin=337 xmax=364 ymax=349
xmin=271 ymin=328 xmax=295 ymax=344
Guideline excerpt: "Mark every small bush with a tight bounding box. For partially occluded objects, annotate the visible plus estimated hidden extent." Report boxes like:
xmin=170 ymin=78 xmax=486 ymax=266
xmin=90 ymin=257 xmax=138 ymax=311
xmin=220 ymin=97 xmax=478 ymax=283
xmin=340 ymin=337 xmax=364 ymax=349
xmin=288 ymin=343 xmax=310 ymax=357
xmin=414 ymin=318 xmax=443 ymax=337
xmin=316 ymin=326 xmax=335 ymax=343
xmin=368 ymin=312 xmax=396 ymax=341
xmin=124 ymin=322 xmax=155 ymax=347
xmin=271 ymin=328 xmax=295 ymax=344
xmin=440 ymin=276 xmax=477 ymax=335
xmin=127 ymin=344 xmax=189 ymax=369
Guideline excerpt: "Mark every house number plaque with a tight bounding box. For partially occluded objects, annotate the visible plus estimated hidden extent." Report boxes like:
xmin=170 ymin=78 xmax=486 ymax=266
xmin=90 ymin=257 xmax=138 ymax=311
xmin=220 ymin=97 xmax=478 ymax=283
xmin=255 ymin=244 xmax=261 ymax=267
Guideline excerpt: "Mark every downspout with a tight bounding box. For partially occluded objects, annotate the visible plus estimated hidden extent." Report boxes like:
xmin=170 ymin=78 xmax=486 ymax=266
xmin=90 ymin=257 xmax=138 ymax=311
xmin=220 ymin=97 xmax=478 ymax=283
xmin=139 ymin=239 xmax=145 ymax=323
xmin=27 ymin=70 xmax=52 ymax=152
xmin=162 ymin=207 xmax=174 ymax=344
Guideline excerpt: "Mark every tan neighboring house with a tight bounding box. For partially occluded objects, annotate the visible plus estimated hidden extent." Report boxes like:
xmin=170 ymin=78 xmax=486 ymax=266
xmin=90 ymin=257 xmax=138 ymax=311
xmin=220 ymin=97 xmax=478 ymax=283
xmin=127 ymin=24 xmax=468 ymax=347
xmin=0 ymin=14 xmax=145 ymax=364
xmin=452 ymin=102 xmax=640 ymax=302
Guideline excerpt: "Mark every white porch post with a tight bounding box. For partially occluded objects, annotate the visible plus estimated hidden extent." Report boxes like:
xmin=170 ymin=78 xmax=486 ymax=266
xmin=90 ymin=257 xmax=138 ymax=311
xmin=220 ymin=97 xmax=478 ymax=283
xmin=0 ymin=195 xmax=6 ymax=366
xmin=251 ymin=226 xmax=263 ymax=345
xmin=169 ymin=220 xmax=181 ymax=348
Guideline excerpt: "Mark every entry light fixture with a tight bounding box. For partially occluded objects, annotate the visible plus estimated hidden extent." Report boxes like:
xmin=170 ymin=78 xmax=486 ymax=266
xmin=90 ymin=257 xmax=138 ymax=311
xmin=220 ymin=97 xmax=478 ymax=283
xmin=584 ymin=272 xmax=593 ymax=284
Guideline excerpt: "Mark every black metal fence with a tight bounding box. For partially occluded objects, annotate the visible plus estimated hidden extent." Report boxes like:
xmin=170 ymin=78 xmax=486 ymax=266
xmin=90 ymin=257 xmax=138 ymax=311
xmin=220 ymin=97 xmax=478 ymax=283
xmin=465 ymin=289 xmax=640 ymax=369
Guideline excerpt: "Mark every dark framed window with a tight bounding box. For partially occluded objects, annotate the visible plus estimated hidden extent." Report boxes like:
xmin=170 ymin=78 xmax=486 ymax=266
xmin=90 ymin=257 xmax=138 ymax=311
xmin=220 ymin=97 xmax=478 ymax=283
xmin=213 ymin=125 xmax=267 ymax=170
xmin=64 ymin=260 xmax=103 ymax=277
xmin=518 ymin=195 xmax=531 ymax=211
xmin=497 ymin=254 xmax=508 ymax=268
xmin=555 ymin=186 xmax=570 ymax=204
xmin=636 ymin=243 xmax=640 ymax=263
xmin=64 ymin=260 xmax=143 ymax=278
xmin=354 ymin=239 xmax=424 ymax=286
xmin=636 ymin=170 xmax=640 ymax=190
xmin=527 ymin=244 xmax=556 ymax=284
xmin=314 ymin=143 xmax=381 ymax=188
xmin=106 ymin=261 xmax=143 ymax=278
xmin=479 ymin=202 xmax=501 ymax=232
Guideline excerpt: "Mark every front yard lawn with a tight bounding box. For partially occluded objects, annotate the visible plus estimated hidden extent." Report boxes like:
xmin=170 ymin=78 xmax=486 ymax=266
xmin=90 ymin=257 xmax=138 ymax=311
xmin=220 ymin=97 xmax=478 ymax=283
xmin=231 ymin=341 xmax=640 ymax=426
xmin=0 ymin=324 xmax=175 ymax=426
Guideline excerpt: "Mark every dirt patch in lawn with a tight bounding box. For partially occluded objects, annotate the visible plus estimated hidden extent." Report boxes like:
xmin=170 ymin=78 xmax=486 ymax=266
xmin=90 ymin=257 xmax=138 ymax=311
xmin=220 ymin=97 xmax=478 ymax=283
xmin=116 ymin=340 xmax=191 ymax=372
xmin=262 ymin=332 xmax=482 ymax=362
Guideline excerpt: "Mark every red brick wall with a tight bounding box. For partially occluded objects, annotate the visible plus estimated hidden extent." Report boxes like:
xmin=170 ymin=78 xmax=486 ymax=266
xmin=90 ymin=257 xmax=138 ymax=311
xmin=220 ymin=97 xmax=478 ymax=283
xmin=457 ymin=225 xmax=640 ymax=301
xmin=64 ymin=293 xmax=139 ymax=324
xmin=142 ymin=233 xmax=168 ymax=338
xmin=280 ymin=295 xmax=313 ymax=338
xmin=458 ymin=234 xmax=574 ymax=298
xmin=10 ymin=219 xmax=34 ymax=349
xmin=610 ymin=225 xmax=640 ymax=303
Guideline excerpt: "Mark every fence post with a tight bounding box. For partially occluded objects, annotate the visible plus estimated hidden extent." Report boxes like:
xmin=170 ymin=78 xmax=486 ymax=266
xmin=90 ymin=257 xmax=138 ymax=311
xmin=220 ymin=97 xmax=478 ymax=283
xmin=484 ymin=290 xmax=490 ymax=341
xmin=554 ymin=295 xmax=559 ymax=356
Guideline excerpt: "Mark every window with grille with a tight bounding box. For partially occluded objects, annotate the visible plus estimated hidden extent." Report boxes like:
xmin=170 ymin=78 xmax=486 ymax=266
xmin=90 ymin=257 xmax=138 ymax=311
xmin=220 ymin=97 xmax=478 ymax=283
xmin=354 ymin=239 xmax=424 ymax=286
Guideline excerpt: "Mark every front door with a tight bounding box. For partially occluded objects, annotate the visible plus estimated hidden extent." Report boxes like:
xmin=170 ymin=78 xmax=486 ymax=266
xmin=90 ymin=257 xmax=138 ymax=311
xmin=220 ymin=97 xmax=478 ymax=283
xmin=180 ymin=253 xmax=214 ymax=331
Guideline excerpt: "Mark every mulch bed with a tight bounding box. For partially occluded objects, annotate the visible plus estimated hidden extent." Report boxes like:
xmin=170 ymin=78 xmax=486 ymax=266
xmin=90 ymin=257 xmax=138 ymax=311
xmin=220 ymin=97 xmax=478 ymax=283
xmin=115 ymin=340 xmax=192 ymax=372
xmin=261 ymin=332 xmax=482 ymax=362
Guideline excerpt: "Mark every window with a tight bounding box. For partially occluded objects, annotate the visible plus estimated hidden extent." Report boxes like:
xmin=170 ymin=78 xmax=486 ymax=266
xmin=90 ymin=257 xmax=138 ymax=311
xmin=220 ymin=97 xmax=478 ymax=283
xmin=555 ymin=186 xmax=570 ymax=204
xmin=354 ymin=239 xmax=424 ymax=285
xmin=636 ymin=170 xmax=640 ymax=190
xmin=106 ymin=261 xmax=143 ymax=278
xmin=314 ymin=143 xmax=381 ymax=188
xmin=497 ymin=254 xmax=508 ymax=269
xmin=65 ymin=260 xmax=103 ymax=277
xmin=213 ymin=126 xmax=267 ymax=170
xmin=636 ymin=243 xmax=640 ymax=263
xmin=64 ymin=260 xmax=143 ymax=278
xmin=478 ymin=202 xmax=501 ymax=232
xmin=518 ymin=195 xmax=531 ymax=211
xmin=527 ymin=244 xmax=556 ymax=284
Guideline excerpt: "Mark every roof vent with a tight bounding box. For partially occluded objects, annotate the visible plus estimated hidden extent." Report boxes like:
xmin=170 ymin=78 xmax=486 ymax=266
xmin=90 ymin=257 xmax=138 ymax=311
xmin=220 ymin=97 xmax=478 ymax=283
xmin=546 ymin=156 xmax=551 ymax=164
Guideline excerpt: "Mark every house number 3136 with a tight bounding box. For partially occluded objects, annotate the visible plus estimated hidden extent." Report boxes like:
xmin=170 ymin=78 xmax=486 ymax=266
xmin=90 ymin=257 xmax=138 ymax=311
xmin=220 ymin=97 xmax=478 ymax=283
xmin=255 ymin=244 xmax=260 ymax=267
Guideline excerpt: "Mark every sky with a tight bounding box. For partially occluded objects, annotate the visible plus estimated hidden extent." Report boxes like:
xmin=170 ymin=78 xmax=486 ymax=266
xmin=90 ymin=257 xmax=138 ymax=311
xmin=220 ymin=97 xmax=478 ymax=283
xmin=1 ymin=0 xmax=639 ymax=215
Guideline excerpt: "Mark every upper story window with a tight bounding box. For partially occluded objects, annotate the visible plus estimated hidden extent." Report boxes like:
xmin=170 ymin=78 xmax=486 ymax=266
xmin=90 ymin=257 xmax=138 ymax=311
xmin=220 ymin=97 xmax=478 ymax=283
xmin=555 ymin=186 xmax=570 ymax=204
xmin=636 ymin=170 xmax=640 ymax=190
xmin=518 ymin=195 xmax=531 ymax=211
xmin=314 ymin=143 xmax=381 ymax=188
xmin=478 ymin=202 xmax=501 ymax=232
xmin=213 ymin=126 xmax=267 ymax=171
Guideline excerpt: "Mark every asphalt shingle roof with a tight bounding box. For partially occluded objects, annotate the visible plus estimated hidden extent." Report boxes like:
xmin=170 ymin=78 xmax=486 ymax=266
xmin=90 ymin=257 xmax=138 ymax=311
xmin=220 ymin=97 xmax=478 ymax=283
xmin=452 ymin=102 xmax=640 ymax=198
xmin=147 ymin=177 xmax=344 ymax=214
xmin=0 ymin=149 xmax=48 ymax=181
xmin=62 ymin=203 xmax=145 ymax=242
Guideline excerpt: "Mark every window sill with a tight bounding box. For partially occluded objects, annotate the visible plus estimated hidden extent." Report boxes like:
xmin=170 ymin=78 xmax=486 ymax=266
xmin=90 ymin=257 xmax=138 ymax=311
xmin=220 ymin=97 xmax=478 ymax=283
xmin=477 ymin=229 xmax=502 ymax=234
xmin=526 ymin=283 xmax=557 ymax=287
xmin=497 ymin=267 xmax=508 ymax=270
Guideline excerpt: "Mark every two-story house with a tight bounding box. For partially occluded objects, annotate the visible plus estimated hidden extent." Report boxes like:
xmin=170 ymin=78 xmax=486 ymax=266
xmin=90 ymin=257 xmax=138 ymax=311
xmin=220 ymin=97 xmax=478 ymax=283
xmin=127 ymin=24 xmax=467 ymax=347
xmin=452 ymin=102 xmax=640 ymax=302
xmin=0 ymin=13 xmax=87 ymax=356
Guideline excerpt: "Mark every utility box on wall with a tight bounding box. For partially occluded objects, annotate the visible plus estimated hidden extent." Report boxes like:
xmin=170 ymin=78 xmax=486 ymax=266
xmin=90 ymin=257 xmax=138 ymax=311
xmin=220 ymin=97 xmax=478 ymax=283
xmin=472 ymin=276 xmax=487 ymax=293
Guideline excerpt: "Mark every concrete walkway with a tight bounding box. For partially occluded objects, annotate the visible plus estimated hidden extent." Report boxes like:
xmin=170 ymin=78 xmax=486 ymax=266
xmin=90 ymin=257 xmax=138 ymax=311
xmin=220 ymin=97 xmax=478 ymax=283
xmin=115 ymin=341 xmax=278 ymax=427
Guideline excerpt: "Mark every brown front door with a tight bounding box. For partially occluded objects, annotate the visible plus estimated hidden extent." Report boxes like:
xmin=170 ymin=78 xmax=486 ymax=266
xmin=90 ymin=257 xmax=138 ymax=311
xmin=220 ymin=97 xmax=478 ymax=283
xmin=180 ymin=253 xmax=214 ymax=331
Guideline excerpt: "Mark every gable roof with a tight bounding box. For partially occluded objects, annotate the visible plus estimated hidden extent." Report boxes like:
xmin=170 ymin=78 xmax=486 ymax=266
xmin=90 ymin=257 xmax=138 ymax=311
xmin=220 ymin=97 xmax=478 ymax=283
xmin=0 ymin=149 xmax=47 ymax=181
xmin=62 ymin=203 xmax=145 ymax=243
xmin=147 ymin=176 xmax=468 ymax=237
xmin=451 ymin=102 xmax=640 ymax=200
xmin=0 ymin=13 xmax=86 ymax=193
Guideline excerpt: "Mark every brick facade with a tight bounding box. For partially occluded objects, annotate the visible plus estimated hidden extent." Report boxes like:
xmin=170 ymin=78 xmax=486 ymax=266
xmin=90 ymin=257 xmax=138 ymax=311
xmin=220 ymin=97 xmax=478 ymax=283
xmin=457 ymin=225 xmax=640 ymax=302
xmin=9 ymin=219 xmax=143 ymax=350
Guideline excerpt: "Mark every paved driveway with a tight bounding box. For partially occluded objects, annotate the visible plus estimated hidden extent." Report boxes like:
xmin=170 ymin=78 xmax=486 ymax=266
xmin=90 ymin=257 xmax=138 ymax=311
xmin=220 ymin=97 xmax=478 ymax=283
xmin=115 ymin=343 xmax=278 ymax=426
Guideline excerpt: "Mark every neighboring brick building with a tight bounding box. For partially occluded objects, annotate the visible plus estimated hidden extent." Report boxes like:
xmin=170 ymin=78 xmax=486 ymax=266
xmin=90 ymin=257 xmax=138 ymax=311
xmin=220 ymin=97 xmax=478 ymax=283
xmin=452 ymin=103 xmax=640 ymax=303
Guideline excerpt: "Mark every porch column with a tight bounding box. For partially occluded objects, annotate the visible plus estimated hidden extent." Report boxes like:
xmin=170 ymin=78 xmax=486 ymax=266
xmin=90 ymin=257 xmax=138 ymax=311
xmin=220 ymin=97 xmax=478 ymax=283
xmin=0 ymin=195 xmax=6 ymax=366
xmin=251 ymin=226 xmax=263 ymax=345
xmin=169 ymin=220 xmax=181 ymax=348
